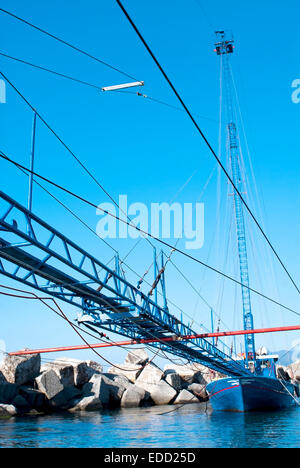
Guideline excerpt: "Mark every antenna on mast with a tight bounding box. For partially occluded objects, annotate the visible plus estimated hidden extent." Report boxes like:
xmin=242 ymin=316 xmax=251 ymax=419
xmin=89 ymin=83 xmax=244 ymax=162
xmin=214 ymin=30 xmax=234 ymax=55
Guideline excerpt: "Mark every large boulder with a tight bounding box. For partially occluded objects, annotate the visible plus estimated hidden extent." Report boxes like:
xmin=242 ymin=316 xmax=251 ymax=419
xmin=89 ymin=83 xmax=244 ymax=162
xmin=277 ymin=365 xmax=291 ymax=381
xmin=104 ymin=373 xmax=132 ymax=399
xmin=164 ymin=363 xmax=214 ymax=385
xmin=174 ymin=389 xmax=199 ymax=405
xmin=36 ymin=367 xmax=85 ymax=411
xmin=187 ymin=383 xmax=208 ymax=400
xmin=85 ymin=360 xmax=103 ymax=373
xmin=83 ymin=373 xmax=127 ymax=408
xmin=78 ymin=360 xmax=103 ymax=386
xmin=164 ymin=364 xmax=197 ymax=384
xmin=47 ymin=362 xmax=75 ymax=388
xmin=49 ymin=385 xmax=82 ymax=411
xmin=48 ymin=392 xmax=69 ymax=411
xmin=135 ymin=363 xmax=164 ymax=393
xmin=108 ymin=363 xmax=143 ymax=383
xmin=46 ymin=358 xmax=103 ymax=387
xmin=69 ymin=395 xmax=102 ymax=412
xmin=104 ymin=373 xmax=131 ymax=388
xmin=0 ymin=354 xmax=40 ymax=385
xmin=0 ymin=370 xmax=7 ymax=383
xmin=82 ymin=374 xmax=111 ymax=408
xmin=187 ymin=363 xmax=217 ymax=384
xmin=121 ymin=385 xmax=149 ymax=408
xmin=71 ymin=373 xmax=124 ymax=411
xmin=105 ymin=379 xmax=127 ymax=405
xmin=125 ymin=349 xmax=149 ymax=366
xmin=61 ymin=386 xmax=82 ymax=402
xmin=19 ymin=387 xmax=47 ymax=411
xmin=0 ymin=383 xmax=19 ymax=404
xmin=35 ymin=369 xmax=64 ymax=400
xmin=149 ymin=380 xmax=177 ymax=405
xmin=11 ymin=395 xmax=31 ymax=413
xmin=289 ymin=361 xmax=300 ymax=381
xmin=0 ymin=404 xmax=17 ymax=418
xmin=164 ymin=370 xmax=183 ymax=392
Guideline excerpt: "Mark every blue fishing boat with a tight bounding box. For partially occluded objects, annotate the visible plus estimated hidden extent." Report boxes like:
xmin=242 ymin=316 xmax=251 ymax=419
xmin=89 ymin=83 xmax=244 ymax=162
xmin=206 ymin=32 xmax=299 ymax=412
xmin=207 ymin=356 xmax=298 ymax=412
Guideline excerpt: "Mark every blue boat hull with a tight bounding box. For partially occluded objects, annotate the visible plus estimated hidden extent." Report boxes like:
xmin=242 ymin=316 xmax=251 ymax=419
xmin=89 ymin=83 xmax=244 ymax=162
xmin=206 ymin=376 xmax=296 ymax=412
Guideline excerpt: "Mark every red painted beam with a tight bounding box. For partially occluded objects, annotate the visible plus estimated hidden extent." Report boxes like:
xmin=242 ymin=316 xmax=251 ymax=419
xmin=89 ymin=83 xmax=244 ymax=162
xmin=8 ymin=325 xmax=300 ymax=356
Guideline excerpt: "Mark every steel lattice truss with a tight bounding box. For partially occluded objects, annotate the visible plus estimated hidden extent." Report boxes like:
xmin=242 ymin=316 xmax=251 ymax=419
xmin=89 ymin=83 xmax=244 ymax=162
xmin=0 ymin=190 xmax=251 ymax=377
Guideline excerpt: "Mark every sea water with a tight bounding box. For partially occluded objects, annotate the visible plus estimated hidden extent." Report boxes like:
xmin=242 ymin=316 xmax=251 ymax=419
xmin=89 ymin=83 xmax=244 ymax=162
xmin=0 ymin=403 xmax=299 ymax=448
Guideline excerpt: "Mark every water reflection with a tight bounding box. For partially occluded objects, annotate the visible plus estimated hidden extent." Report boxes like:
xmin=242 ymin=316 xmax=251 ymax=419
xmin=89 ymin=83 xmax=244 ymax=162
xmin=0 ymin=404 xmax=298 ymax=448
xmin=208 ymin=407 xmax=298 ymax=448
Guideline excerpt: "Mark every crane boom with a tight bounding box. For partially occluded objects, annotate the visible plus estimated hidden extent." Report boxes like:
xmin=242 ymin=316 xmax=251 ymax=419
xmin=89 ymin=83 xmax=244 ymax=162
xmin=215 ymin=32 xmax=256 ymax=366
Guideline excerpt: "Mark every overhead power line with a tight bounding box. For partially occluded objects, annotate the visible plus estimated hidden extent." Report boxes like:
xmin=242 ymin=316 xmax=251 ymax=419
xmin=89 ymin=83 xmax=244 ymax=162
xmin=115 ymin=0 xmax=300 ymax=296
xmin=0 ymin=51 xmax=217 ymax=123
xmin=0 ymin=7 xmax=139 ymax=82
xmin=1 ymin=150 xmax=299 ymax=319
xmin=0 ymin=51 xmax=102 ymax=90
xmin=0 ymin=69 xmax=157 ymax=254
xmin=0 ymin=70 xmax=117 ymax=202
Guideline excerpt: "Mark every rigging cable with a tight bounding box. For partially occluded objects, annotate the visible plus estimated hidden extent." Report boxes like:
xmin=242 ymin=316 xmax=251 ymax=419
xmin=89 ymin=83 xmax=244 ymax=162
xmin=12 ymin=159 xmax=211 ymax=334
xmin=169 ymin=258 xmax=232 ymax=334
xmin=0 ymin=284 xmax=162 ymax=373
xmin=230 ymin=61 xmax=287 ymax=347
xmin=0 ymin=8 xmax=139 ymax=82
xmin=115 ymin=89 xmax=217 ymax=123
xmin=115 ymin=0 xmax=300 ymax=296
xmin=117 ymin=162 xmax=215 ymax=292
xmin=0 ymin=284 xmax=222 ymax=376
xmin=0 ymin=51 xmax=217 ymax=125
xmin=0 ymin=49 xmax=215 ymax=292
xmin=0 ymin=69 xmax=156 ymax=255
xmin=0 ymin=51 xmax=102 ymax=90
xmin=0 ymin=284 xmax=227 ymax=374
xmin=0 ymin=150 xmax=299 ymax=318
xmin=146 ymin=163 xmax=217 ymax=296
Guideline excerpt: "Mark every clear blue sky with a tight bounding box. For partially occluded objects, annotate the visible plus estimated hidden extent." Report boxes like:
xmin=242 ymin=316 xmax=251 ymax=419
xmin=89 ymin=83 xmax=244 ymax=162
xmin=0 ymin=0 xmax=299 ymax=367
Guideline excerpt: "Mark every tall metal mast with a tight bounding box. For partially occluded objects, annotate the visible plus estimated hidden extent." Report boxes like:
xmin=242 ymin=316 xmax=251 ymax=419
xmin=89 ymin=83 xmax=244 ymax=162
xmin=214 ymin=31 xmax=256 ymax=368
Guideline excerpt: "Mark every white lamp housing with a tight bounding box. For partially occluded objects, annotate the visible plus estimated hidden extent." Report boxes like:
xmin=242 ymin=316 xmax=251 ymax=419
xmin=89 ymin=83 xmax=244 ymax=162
xmin=101 ymin=81 xmax=144 ymax=92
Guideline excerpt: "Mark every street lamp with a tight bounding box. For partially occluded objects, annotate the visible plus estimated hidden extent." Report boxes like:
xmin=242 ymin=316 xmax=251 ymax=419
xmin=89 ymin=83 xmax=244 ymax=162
xmin=101 ymin=81 xmax=144 ymax=92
